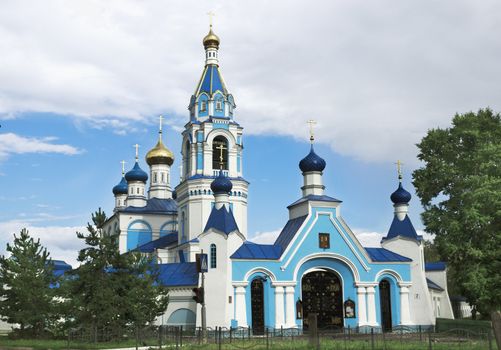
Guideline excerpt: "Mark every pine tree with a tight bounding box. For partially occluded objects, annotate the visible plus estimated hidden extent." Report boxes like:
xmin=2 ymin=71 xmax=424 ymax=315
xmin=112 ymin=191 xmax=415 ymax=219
xmin=0 ymin=228 xmax=56 ymax=337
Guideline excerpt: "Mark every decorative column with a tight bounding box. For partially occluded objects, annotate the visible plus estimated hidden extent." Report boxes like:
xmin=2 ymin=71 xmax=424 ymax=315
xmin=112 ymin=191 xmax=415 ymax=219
xmin=274 ymin=286 xmax=285 ymax=328
xmin=284 ymin=286 xmax=296 ymax=327
xmin=399 ymin=284 xmax=412 ymax=325
xmin=234 ymin=284 xmax=248 ymax=327
xmin=366 ymin=285 xmax=377 ymax=326
xmin=356 ymin=286 xmax=367 ymax=326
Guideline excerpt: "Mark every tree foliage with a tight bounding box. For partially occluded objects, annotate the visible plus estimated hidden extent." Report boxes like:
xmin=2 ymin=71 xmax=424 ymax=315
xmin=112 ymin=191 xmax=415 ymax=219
xmin=64 ymin=208 xmax=168 ymax=338
xmin=413 ymin=108 xmax=501 ymax=315
xmin=0 ymin=229 xmax=56 ymax=337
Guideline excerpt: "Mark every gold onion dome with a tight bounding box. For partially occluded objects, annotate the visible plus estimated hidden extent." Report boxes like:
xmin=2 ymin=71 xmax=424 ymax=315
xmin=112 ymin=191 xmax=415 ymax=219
xmin=203 ymin=26 xmax=220 ymax=49
xmin=145 ymin=138 xmax=174 ymax=166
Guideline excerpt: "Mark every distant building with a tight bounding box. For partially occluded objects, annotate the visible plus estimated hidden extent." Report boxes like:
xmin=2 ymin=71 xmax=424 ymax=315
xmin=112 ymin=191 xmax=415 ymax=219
xmin=102 ymin=25 xmax=454 ymax=331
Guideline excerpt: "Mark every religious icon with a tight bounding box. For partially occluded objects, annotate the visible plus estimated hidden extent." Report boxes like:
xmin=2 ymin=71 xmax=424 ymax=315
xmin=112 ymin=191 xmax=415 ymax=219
xmin=344 ymin=299 xmax=356 ymax=318
xmin=296 ymin=298 xmax=303 ymax=319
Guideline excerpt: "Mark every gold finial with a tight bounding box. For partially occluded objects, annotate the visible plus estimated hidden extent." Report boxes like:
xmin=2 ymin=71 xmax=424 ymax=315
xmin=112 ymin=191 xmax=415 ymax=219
xmin=120 ymin=160 xmax=126 ymax=176
xmin=216 ymin=143 xmax=226 ymax=170
xmin=207 ymin=11 xmax=215 ymax=28
xmin=133 ymin=144 xmax=140 ymax=161
xmin=395 ymin=160 xmax=403 ymax=182
xmin=307 ymin=120 xmax=317 ymax=144
xmin=159 ymin=115 xmax=163 ymax=133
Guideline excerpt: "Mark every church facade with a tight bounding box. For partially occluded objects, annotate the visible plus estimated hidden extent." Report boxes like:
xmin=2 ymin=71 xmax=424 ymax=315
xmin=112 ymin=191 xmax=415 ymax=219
xmin=102 ymin=26 xmax=453 ymax=332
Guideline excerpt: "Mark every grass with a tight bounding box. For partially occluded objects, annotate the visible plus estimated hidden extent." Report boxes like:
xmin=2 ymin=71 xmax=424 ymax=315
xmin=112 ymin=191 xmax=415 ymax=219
xmin=0 ymin=336 xmax=492 ymax=350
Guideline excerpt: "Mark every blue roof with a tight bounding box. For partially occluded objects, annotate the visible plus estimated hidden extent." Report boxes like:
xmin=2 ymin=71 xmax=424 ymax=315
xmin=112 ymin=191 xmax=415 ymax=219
xmin=299 ymin=145 xmax=326 ymax=173
xmin=157 ymin=262 xmax=199 ymax=287
xmin=274 ymin=215 xmax=308 ymax=252
xmin=425 ymin=262 xmax=447 ymax=271
xmin=198 ymin=65 xmax=227 ymax=96
xmin=390 ymin=183 xmax=412 ymax=204
xmin=125 ymin=162 xmax=148 ymax=182
xmin=134 ymin=233 xmax=178 ymax=253
xmin=211 ymin=170 xmax=233 ymax=194
xmin=112 ymin=177 xmax=128 ymax=195
xmin=384 ymin=215 xmax=421 ymax=241
xmin=204 ymin=206 xmax=239 ymax=234
xmin=426 ymin=278 xmax=444 ymax=291
xmin=287 ymin=195 xmax=341 ymax=208
xmin=365 ymin=248 xmax=412 ymax=262
xmin=121 ymin=198 xmax=177 ymax=214
xmin=231 ymin=241 xmax=282 ymax=260
xmin=50 ymin=260 xmax=72 ymax=278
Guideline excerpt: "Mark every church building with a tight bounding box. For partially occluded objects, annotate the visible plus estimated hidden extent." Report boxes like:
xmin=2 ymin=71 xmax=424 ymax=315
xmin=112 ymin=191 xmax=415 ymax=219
xmin=102 ymin=25 xmax=453 ymax=332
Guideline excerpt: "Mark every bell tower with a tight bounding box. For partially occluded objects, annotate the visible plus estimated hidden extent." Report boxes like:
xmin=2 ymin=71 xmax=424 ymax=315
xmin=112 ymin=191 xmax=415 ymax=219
xmin=175 ymin=25 xmax=248 ymax=243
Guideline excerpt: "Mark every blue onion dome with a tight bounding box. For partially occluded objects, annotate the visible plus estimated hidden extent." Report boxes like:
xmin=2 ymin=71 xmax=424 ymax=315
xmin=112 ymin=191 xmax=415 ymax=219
xmin=210 ymin=170 xmax=233 ymax=194
xmin=112 ymin=177 xmax=128 ymax=195
xmin=299 ymin=145 xmax=326 ymax=173
xmin=390 ymin=183 xmax=412 ymax=204
xmin=125 ymin=162 xmax=148 ymax=182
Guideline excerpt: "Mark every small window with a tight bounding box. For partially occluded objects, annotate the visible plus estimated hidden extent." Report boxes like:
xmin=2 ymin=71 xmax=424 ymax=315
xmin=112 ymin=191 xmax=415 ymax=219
xmin=210 ymin=243 xmax=217 ymax=268
xmin=161 ymin=173 xmax=165 ymax=183
xmin=319 ymin=233 xmax=330 ymax=249
xmin=216 ymin=100 xmax=222 ymax=111
xmin=130 ymin=188 xmax=133 ymax=194
xmin=154 ymin=172 xmax=157 ymax=183
xmin=200 ymin=101 xmax=207 ymax=112
xmin=136 ymin=187 xmax=139 ymax=194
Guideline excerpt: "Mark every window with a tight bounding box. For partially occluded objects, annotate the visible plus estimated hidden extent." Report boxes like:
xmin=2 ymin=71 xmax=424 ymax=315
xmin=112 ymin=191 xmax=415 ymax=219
xmin=136 ymin=187 xmax=140 ymax=194
xmin=212 ymin=136 xmax=228 ymax=170
xmin=319 ymin=233 xmax=330 ymax=249
xmin=210 ymin=244 xmax=217 ymax=268
xmin=200 ymin=100 xmax=207 ymax=112
xmin=154 ymin=172 xmax=157 ymax=183
xmin=216 ymin=100 xmax=222 ymax=111
xmin=161 ymin=173 xmax=165 ymax=183
xmin=130 ymin=188 xmax=133 ymax=194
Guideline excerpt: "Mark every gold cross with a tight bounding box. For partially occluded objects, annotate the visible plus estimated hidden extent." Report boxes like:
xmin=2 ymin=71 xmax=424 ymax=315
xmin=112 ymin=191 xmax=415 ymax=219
xmin=133 ymin=144 xmax=140 ymax=161
xmin=216 ymin=143 xmax=226 ymax=170
xmin=307 ymin=120 xmax=317 ymax=143
xmin=120 ymin=160 xmax=126 ymax=176
xmin=207 ymin=11 xmax=215 ymax=27
xmin=395 ymin=160 xmax=403 ymax=181
xmin=159 ymin=115 xmax=163 ymax=133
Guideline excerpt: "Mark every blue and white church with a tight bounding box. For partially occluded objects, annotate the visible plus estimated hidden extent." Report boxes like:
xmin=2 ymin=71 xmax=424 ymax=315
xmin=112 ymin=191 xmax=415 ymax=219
xmin=102 ymin=26 xmax=453 ymax=332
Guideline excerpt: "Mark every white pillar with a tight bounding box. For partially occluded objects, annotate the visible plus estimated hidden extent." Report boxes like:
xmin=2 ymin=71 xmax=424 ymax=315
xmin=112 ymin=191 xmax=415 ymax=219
xmin=285 ymin=286 xmax=296 ymax=327
xmin=274 ymin=286 xmax=285 ymax=328
xmin=366 ymin=286 xmax=377 ymax=326
xmin=357 ymin=286 xmax=367 ymax=326
xmin=235 ymin=286 xmax=247 ymax=327
xmin=399 ymin=285 xmax=412 ymax=325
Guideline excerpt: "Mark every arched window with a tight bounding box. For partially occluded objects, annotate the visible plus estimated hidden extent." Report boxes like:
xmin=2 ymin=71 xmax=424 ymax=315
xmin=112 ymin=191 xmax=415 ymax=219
xmin=181 ymin=212 xmax=186 ymax=241
xmin=184 ymin=141 xmax=191 ymax=177
xmin=212 ymin=136 xmax=228 ymax=170
xmin=210 ymin=244 xmax=217 ymax=268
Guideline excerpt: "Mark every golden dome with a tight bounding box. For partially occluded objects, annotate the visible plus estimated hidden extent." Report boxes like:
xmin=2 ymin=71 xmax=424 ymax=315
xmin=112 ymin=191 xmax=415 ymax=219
xmin=145 ymin=138 xmax=174 ymax=166
xmin=203 ymin=26 xmax=220 ymax=49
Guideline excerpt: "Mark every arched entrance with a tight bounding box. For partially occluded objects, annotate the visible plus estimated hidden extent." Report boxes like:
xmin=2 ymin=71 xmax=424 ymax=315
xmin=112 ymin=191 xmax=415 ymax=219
xmin=251 ymin=279 xmax=265 ymax=335
xmin=301 ymin=269 xmax=343 ymax=329
xmin=379 ymin=279 xmax=392 ymax=331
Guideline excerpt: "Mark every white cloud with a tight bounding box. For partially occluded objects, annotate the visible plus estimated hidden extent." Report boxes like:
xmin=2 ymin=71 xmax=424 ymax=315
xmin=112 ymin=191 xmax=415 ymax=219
xmin=0 ymin=220 xmax=85 ymax=266
xmin=250 ymin=228 xmax=281 ymax=244
xmin=0 ymin=133 xmax=82 ymax=160
xmin=353 ymin=228 xmax=435 ymax=247
xmin=1 ymin=1 xmax=500 ymax=163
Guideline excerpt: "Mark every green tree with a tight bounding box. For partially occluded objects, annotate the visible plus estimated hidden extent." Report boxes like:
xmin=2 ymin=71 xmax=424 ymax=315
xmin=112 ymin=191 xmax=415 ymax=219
xmin=413 ymin=108 xmax=501 ymax=316
xmin=0 ymin=228 xmax=56 ymax=337
xmin=65 ymin=208 xmax=168 ymax=340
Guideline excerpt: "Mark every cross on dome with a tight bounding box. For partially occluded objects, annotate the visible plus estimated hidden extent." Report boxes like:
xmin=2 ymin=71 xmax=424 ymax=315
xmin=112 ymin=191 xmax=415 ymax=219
xmin=120 ymin=160 xmax=126 ymax=176
xmin=307 ymin=119 xmax=317 ymax=143
xmin=395 ymin=160 xmax=404 ymax=182
xmin=133 ymin=144 xmax=140 ymax=161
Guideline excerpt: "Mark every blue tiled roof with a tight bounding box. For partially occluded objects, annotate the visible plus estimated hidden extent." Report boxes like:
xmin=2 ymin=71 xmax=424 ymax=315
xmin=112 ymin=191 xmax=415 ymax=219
xmin=274 ymin=215 xmax=308 ymax=252
xmin=158 ymin=262 xmax=199 ymax=287
xmin=134 ymin=233 xmax=178 ymax=253
xmin=121 ymin=198 xmax=177 ymax=214
xmin=204 ymin=206 xmax=239 ymax=234
xmin=427 ymin=278 xmax=444 ymax=291
xmin=365 ymin=248 xmax=412 ymax=262
xmin=51 ymin=260 xmax=72 ymax=278
xmin=198 ymin=65 xmax=227 ymax=95
xmin=383 ymin=215 xmax=421 ymax=241
xmin=425 ymin=262 xmax=447 ymax=271
xmin=287 ymin=195 xmax=341 ymax=209
xmin=231 ymin=241 xmax=282 ymax=260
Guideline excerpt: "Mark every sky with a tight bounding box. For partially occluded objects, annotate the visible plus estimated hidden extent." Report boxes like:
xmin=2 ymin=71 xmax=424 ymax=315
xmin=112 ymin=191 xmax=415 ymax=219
xmin=1 ymin=0 xmax=500 ymax=266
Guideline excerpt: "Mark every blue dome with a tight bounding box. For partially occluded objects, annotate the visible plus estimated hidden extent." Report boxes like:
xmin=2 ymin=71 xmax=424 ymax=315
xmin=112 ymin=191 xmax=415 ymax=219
xmin=211 ymin=170 xmax=233 ymax=194
xmin=391 ymin=183 xmax=412 ymax=204
xmin=299 ymin=145 xmax=326 ymax=173
xmin=112 ymin=177 xmax=128 ymax=195
xmin=125 ymin=162 xmax=148 ymax=182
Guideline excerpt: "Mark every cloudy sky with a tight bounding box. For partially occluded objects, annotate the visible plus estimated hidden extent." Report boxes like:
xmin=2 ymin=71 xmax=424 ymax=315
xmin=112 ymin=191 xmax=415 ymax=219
xmin=1 ymin=0 xmax=499 ymax=265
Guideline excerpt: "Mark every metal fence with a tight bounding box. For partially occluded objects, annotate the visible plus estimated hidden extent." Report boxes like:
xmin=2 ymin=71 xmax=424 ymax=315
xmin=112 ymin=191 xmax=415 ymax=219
xmin=66 ymin=324 xmax=495 ymax=350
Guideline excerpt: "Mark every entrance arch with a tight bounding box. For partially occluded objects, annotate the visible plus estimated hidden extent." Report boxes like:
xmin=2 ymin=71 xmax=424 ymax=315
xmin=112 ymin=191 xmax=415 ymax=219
xmin=250 ymin=278 xmax=265 ymax=335
xmin=301 ymin=269 xmax=343 ymax=329
xmin=379 ymin=279 xmax=392 ymax=331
